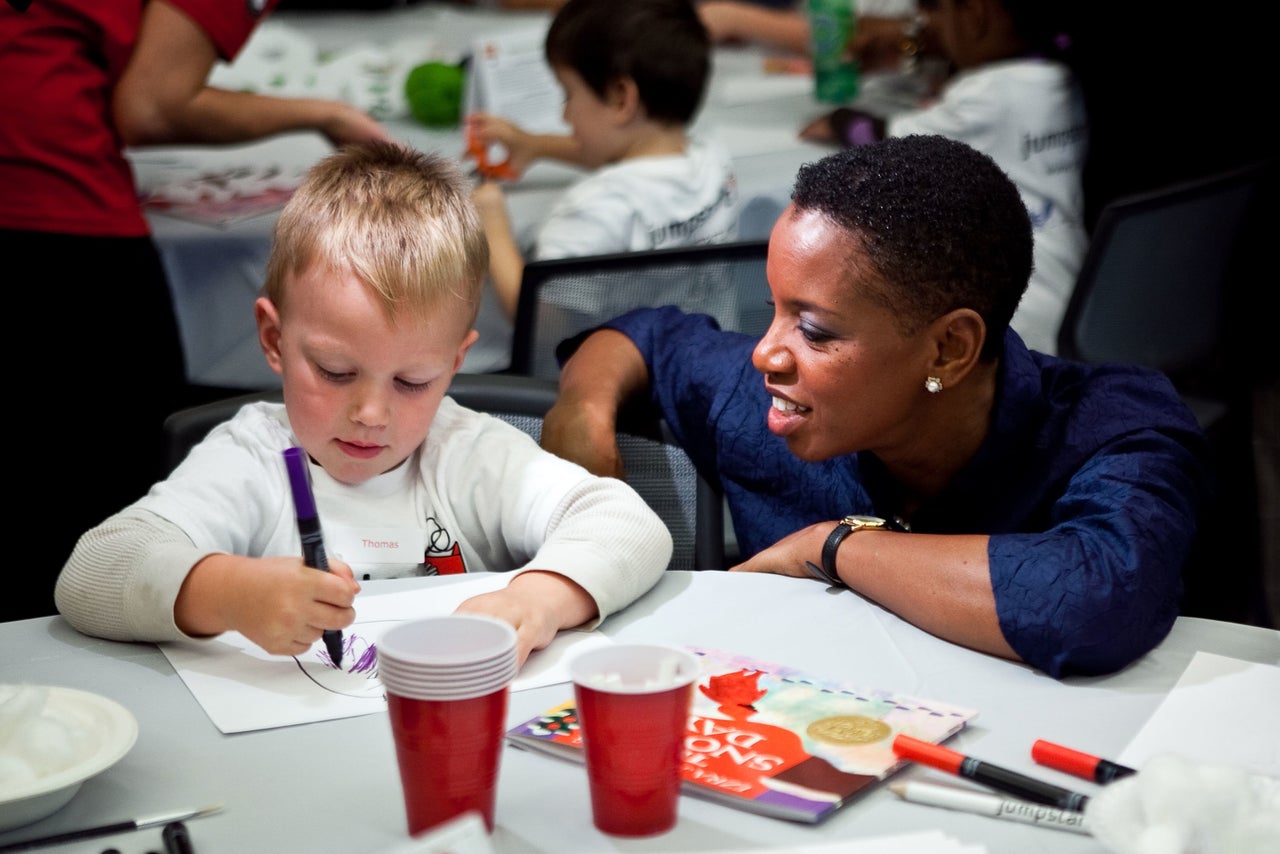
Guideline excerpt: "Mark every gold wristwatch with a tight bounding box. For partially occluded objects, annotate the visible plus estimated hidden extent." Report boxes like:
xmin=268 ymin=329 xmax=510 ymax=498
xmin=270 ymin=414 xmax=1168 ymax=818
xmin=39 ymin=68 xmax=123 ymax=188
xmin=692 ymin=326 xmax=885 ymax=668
xmin=804 ymin=515 xmax=901 ymax=588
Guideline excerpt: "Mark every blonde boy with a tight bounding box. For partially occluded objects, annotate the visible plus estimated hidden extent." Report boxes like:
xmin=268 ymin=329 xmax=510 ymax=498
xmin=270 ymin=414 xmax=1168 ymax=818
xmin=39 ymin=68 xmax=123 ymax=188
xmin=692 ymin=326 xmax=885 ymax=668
xmin=55 ymin=141 xmax=671 ymax=665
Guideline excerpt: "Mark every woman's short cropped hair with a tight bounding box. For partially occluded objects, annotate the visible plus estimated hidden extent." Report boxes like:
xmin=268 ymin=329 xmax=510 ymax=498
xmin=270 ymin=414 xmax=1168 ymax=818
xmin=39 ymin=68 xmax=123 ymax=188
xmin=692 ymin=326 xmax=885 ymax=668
xmin=792 ymin=134 xmax=1033 ymax=360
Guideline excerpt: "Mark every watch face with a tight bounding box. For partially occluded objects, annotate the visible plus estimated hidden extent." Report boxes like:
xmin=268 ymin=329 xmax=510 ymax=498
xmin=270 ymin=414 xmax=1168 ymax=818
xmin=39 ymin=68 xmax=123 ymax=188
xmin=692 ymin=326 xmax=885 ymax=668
xmin=842 ymin=515 xmax=911 ymax=532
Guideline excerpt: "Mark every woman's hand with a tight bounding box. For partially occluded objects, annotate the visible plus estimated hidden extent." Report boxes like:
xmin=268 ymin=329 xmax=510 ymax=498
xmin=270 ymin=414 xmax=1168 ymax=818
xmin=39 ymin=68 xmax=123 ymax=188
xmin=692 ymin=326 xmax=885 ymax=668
xmin=316 ymin=101 xmax=395 ymax=147
xmin=728 ymin=522 xmax=829 ymax=580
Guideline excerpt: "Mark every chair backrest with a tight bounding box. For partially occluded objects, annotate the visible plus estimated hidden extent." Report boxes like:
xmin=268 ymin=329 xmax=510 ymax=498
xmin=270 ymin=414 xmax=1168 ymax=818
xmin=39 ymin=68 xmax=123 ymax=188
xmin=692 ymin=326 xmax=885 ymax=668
xmin=163 ymin=388 xmax=284 ymax=475
xmin=1057 ymin=160 xmax=1267 ymax=387
xmin=446 ymin=375 xmax=725 ymax=572
xmin=737 ymin=194 xmax=785 ymax=240
xmin=161 ymin=373 xmax=724 ymax=571
xmin=509 ymin=239 xmax=771 ymax=380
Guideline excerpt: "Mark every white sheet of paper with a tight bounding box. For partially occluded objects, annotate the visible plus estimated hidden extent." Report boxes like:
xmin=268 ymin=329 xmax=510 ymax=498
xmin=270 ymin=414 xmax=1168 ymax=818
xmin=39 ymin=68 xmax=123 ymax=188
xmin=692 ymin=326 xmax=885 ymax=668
xmin=1118 ymin=651 xmax=1280 ymax=777
xmin=463 ymin=27 xmax=567 ymax=135
xmin=159 ymin=574 xmax=611 ymax=734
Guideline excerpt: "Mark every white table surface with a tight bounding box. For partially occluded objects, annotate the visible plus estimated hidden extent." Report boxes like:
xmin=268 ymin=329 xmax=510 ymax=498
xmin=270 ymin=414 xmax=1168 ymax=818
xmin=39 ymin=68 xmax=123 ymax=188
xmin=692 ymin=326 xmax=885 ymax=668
xmin=129 ymin=3 xmax=917 ymax=388
xmin=2 ymin=571 xmax=1277 ymax=853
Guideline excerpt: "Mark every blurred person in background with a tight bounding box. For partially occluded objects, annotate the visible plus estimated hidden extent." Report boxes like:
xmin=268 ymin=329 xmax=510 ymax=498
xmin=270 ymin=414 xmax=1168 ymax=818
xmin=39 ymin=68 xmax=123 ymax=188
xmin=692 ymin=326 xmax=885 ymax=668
xmin=0 ymin=0 xmax=391 ymax=621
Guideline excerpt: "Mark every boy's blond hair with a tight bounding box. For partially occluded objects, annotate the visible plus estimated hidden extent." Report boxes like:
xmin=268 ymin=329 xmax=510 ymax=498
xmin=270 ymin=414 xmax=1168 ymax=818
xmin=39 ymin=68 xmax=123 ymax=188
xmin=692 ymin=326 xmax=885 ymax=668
xmin=264 ymin=141 xmax=489 ymax=326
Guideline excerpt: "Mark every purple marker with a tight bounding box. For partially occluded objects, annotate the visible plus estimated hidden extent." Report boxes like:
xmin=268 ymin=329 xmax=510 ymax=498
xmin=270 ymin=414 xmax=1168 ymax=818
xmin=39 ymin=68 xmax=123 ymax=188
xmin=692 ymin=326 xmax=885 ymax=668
xmin=283 ymin=446 xmax=344 ymax=667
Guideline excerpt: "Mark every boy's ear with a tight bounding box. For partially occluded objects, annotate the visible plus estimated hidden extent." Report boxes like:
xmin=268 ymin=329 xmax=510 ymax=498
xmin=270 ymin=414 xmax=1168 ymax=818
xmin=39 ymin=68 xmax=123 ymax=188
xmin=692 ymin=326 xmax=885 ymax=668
xmin=451 ymin=328 xmax=480 ymax=375
xmin=608 ymin=76 xmax=641 ymax=121
xmin=255 ymin=296 xmax=286 ymax=377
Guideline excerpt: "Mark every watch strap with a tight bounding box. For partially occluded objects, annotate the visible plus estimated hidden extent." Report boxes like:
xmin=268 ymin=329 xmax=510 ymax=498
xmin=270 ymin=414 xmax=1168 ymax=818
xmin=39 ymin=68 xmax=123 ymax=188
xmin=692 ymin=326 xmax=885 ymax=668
xmin=806 ymin=515 xmax=900 ymax=588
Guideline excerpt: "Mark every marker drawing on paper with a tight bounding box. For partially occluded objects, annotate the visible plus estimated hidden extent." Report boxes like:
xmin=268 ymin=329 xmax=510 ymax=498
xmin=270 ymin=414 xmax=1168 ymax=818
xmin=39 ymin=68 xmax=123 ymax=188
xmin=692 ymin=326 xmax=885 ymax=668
xmin=156 ymin=575 xmax=613 ymax=733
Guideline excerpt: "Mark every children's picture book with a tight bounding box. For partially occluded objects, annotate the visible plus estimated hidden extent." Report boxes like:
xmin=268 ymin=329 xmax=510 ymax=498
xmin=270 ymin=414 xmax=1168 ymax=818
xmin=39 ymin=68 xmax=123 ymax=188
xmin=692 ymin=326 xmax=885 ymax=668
xmin=506 ymin=646 xmax=978 ymax=824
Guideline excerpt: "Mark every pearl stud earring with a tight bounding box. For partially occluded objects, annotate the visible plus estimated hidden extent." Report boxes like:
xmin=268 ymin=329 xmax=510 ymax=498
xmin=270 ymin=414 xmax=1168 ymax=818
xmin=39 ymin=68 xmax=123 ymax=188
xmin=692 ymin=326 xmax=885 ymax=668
xmin=925 ymin=376 xmax=942 ymax=394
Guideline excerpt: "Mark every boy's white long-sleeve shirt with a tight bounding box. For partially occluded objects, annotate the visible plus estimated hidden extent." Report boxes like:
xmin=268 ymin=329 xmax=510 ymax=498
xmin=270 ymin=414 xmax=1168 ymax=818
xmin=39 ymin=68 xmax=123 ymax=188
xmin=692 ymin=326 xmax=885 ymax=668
xmin=55 ymin=400 xmax=672 ymax=642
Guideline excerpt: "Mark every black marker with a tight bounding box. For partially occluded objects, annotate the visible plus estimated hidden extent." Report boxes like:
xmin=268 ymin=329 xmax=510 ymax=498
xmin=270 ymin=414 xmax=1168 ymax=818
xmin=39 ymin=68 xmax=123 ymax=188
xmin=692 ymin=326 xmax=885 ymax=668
xmin=893 ymin=734 xmax=1090 ymax=812
xmin=283 ymin=446 xmax=344 ymax=667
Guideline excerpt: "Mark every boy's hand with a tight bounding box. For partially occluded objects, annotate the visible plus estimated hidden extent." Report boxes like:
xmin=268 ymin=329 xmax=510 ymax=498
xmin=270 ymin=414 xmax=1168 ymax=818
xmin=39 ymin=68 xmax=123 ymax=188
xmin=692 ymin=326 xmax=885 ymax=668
xmin=799 ymin=110 xmax=841 ymax=144
xmin=471 ymin=180 xmax=508 ymax=221
xmin=454 ymin=571 xmax=597 ymax=666
xmin=799 ymin=108 xmax=884 ymax=147
xmin=176 ymin=553 xmax=359 ymax=657
xmin=464 ymin=113 xmax=531 ymax=179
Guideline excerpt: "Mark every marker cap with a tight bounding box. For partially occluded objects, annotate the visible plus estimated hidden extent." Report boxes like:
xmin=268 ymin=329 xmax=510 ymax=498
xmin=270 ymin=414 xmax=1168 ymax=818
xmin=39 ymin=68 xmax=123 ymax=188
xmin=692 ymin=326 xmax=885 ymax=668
xmin=283 ymin=447 xmax=317 ymax=518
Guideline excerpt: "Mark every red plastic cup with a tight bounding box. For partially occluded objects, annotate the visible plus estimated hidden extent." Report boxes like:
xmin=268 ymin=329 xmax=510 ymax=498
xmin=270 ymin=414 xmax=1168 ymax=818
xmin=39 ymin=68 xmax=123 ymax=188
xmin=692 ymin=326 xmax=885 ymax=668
xmin=377 ymin=615 xmax=517 ymax=836
xmin=386 ymin=687 xmax=509 ymax=836
xmin=569 ymin=644 xmax=700 ymax=837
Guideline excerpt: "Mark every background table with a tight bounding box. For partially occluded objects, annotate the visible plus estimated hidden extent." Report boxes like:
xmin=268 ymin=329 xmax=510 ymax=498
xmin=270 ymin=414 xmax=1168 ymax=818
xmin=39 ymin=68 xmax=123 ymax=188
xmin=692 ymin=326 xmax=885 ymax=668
xmin=2 ymin=571 xmax=1276 ymax=853
xmin=129 ymin=3 xmax=920 ymax=387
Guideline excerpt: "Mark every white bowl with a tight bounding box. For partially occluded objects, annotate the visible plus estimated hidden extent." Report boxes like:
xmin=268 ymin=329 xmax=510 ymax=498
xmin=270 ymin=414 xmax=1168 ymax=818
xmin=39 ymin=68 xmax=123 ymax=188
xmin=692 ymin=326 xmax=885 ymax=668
xmin=0 ymin=686 xmax=138 ymax=832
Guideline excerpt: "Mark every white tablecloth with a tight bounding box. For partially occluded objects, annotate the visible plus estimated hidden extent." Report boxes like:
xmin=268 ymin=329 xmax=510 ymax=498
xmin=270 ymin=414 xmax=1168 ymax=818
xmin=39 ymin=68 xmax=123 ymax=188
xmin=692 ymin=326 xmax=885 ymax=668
xmin=2 ymin=571 xmax=1276 ymax=853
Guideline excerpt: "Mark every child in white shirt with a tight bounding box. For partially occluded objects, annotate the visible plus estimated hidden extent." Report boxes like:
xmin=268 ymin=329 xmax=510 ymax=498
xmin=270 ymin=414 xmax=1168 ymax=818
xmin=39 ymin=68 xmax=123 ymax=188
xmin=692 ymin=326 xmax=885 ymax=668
xmin=468 ymin=0 xmax=740 ymax=324
xmin=800 ymin=0 xmax=1087 ymax=355
xmin=55 ymin=142 xmax=672 ymax=667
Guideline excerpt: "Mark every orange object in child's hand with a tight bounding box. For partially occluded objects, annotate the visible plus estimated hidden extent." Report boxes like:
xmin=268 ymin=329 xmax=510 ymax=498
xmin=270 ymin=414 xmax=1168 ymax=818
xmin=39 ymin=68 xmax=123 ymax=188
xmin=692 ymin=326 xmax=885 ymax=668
xmin=465 ymin=126 xmax=519 ymax=181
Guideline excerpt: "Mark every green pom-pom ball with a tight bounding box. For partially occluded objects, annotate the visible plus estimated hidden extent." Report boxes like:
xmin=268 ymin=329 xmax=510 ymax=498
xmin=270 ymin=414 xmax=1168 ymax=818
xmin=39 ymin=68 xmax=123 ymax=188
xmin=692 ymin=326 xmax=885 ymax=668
xmin=404 ymin=62 xmax=465 ymax=128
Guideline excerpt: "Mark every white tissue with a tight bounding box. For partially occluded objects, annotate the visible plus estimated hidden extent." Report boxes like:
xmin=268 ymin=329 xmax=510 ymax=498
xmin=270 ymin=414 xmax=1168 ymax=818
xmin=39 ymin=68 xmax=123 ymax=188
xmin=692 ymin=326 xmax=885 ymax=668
xmin=0 ymin=685 xmax=90 ymax=793
xmin=584 ymin=657 xmax=686 ymax=691
xmin=1087 ymin=754 xmax=1280 ymax=854
xmin=585 ymin=672 xmax=625 ymax=689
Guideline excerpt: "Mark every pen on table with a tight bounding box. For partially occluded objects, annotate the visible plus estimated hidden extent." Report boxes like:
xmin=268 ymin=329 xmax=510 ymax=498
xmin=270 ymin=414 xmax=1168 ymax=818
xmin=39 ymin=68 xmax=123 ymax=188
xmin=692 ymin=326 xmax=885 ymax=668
xmin=889 ymin=780 xmax=1090 ymax=835
xmin=0 ymin=806 xmax=220 ymax=853
xmin=892 ymin=734 xmax=1091 ymax=812
xmin=1031 ymin=738 xmax=1137 ymax=784
xmin=162 ymin=821 xmax=194 ymax=854
xmin=283 ymin=446 xmax=345 ymax=668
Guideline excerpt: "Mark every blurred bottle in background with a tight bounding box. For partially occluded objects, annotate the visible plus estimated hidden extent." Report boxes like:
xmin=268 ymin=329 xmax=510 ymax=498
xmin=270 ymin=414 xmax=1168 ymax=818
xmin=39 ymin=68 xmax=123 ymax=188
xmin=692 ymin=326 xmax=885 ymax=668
xmin=807 ymin=0 xmax=859 ymax=103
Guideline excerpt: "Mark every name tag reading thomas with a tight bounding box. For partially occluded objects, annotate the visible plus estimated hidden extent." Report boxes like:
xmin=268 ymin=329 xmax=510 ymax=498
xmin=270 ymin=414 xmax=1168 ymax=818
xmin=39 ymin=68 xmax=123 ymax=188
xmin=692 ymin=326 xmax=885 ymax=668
xmin=324 ymin=525 xmax=428 ymax=579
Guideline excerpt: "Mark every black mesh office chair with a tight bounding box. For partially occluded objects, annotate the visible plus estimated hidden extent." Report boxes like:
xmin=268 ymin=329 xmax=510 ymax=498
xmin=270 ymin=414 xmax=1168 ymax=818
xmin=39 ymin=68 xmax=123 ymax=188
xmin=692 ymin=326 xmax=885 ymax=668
xmin=1057 ymin=159 xmax=1272 ymax=626
xmin=1057 ymin=159 xmax=1268 ymax=430
xmin=509 ymin=239 xmax=771 ymax=380
xmin=162 ymin=373 xmax=725 ymax=571
xmin=737 ymin=195 xmax=785 ymax=240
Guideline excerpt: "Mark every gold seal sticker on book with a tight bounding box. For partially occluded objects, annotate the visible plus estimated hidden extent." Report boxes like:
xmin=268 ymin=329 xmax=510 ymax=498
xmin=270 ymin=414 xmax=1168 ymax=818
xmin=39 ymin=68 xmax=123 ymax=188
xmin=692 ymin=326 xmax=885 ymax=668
xmin=806 ymin=715 xmax=892 ymax=745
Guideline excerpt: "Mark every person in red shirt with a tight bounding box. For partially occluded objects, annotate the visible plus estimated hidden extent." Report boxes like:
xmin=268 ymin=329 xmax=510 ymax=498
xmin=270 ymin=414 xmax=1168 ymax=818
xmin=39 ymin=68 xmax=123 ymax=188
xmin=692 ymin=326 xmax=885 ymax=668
xmin=0 ymin=0 xmax=392 ymax=621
